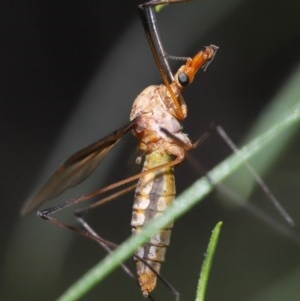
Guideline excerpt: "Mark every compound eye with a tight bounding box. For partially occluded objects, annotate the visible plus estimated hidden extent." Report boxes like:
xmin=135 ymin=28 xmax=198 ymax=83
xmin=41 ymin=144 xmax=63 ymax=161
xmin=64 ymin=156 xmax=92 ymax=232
xmin=177 ymin=72 xmax=189 ymax=87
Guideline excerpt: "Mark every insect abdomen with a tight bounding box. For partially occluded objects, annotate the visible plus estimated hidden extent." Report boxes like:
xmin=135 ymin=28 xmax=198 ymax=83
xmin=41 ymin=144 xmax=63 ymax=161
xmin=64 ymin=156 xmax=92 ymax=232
xmin=131 ymin=150 xmax=175 ymax=296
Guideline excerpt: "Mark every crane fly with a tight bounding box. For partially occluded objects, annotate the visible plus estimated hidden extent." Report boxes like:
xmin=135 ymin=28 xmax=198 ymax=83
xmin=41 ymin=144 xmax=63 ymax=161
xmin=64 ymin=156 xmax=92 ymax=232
xmin=22 ymin=0 xmax=218 ymax=298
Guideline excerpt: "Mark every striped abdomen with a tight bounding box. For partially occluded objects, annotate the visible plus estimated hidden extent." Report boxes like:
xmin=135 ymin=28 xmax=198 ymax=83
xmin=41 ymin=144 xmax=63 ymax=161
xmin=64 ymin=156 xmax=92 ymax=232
xmin=131 ymin=150 xmax=175 ymax=296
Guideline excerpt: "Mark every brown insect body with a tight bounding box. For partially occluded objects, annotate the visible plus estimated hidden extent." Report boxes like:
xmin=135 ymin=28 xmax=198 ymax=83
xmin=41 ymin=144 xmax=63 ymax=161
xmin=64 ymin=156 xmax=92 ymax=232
xmin=130 ymin=46 xmax=216 ymax=296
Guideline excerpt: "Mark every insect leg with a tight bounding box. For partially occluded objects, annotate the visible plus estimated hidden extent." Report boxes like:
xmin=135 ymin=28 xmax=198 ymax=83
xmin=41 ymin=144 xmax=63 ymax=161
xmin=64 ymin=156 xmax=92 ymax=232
xmin=138 ymin=0 xmax=196 ymax=79
xmin=214 ymin=124 xmax=295 ymax=226
xmin=161 ymin=126 xmax=299 ymax=242
xmin=38 ymin=154 xmax=183 ymax=220
xmin=76 ymin=214 xmax=179 ymax=301
xmin=138 ymin=0 xmax=206 ymax=121
xmin=39 ymin=192 xmax=159 ymax=299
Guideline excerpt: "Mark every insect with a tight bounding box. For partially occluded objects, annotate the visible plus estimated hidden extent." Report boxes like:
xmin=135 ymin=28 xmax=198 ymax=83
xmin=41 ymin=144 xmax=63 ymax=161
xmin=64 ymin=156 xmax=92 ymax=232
xmin=21 ymin=0 xmax=218 ymax=297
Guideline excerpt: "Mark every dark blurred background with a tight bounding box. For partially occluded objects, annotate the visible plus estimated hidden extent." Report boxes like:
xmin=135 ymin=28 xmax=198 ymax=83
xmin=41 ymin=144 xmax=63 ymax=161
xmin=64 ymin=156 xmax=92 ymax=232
xmin=1 ymin=0 xmax=300 ymax=300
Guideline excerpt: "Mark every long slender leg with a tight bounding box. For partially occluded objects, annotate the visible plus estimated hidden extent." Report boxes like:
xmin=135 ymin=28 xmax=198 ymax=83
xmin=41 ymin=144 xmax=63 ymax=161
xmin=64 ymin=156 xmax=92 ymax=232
xmin=36 ymin=156 xmax=184 ymax=298
xmin=76 ymin=215 xmax=179 ymax=301
xmin=38 ymin=180 xmax=180 ymax=300
xmin=138 ymin=0 xmax=203 ymax=120
xmin=214 ymin=124 xmax=295 ymax=226
xmin=38 ymin=155 xmax=183 ymax=217
xmin=40 ymin=194 xmax=159 ymax=300
xmin=138 ymin=0 xmax=195 ymax=83
xmin=138 ymin=1 xmax=174 ymax=83
xmin=200 ymin=124 xmax=295 ymax=228
xmin=161 ymin=125 xmax=298 ymax=241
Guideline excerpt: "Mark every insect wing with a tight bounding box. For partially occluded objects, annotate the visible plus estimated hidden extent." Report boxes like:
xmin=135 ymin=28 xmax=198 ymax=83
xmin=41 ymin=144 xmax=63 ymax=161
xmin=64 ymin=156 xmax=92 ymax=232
xmin=21 ymin=121 xmax=135 ymax=215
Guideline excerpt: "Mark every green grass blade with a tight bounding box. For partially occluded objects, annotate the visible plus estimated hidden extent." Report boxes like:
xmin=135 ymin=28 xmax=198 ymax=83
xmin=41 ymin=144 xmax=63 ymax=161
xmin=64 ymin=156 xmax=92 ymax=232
xmin=55 ymin=105 xmax=300 ymax=301
xmin=154 ymin=4 xmax=167 ymax=12
xmin=195 ymin=221 xmax=223 ymax=301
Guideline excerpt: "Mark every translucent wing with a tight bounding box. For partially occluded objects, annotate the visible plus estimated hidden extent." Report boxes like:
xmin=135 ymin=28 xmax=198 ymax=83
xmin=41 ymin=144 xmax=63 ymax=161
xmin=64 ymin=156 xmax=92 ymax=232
xmin=21 ymin=121 xmax=135 ymax=215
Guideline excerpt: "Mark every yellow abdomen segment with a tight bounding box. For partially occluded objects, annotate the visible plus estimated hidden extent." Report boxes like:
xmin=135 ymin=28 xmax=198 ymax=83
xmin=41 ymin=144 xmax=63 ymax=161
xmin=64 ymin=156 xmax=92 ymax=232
xmin=131 ymin=150 xmax=175 ymax=296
